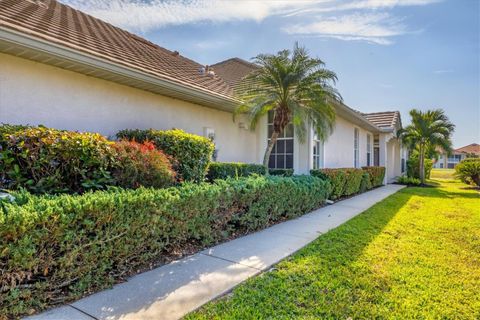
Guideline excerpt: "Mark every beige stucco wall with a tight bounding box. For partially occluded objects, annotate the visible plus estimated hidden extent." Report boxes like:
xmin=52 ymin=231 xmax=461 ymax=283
xmin=323 ymin=116 xmax=375 ymax=169
xmin=0 ymin=53 xmax=262 ymax=164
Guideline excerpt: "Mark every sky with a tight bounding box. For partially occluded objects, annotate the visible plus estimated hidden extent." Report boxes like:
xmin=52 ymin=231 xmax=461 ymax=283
xmin=62 ymin=0 xmax=479 ymax=148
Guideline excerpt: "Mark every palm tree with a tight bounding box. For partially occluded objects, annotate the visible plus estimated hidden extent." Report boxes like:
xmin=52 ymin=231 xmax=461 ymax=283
xmin=235 ymin=43 xmax=341 ymax=168
xmin=399 ymin=109 xmax=455 ymax=184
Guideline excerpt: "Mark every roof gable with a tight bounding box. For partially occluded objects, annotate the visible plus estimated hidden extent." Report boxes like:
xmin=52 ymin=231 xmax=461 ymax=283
xmin=362 ymin=111 xmax=402 ymax=130
xmin=455 ymin=143 xmax=480 ymax=155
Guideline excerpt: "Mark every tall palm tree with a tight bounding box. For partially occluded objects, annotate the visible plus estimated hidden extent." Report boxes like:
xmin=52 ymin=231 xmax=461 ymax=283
xmin=399 ymin=109 xmax=455 ymax=184
xmin=235 ymin=43 xmax=341 ymax=168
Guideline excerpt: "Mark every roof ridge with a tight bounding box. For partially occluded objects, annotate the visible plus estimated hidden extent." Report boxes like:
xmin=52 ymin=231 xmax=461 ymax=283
xmin=211 ymin=57 xmax=258 ymax=69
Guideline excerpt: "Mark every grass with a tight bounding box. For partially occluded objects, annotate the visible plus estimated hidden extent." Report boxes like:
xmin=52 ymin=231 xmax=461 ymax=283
xmin=186 ymin=172 xmax=480 ymax=319
xmin=431 ymin=168 xmax=456 ymax=180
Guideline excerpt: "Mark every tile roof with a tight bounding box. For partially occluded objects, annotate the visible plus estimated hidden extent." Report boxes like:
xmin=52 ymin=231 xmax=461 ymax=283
xmin=455 ymin=143 xmax=480 ymax=155
xmin=0 ymin=0 xmax=234 ymax=98
xmin=211 ymin=58 xmax=259 ymax=90
xmin=362 ymin=111 xmax=401 ymax=130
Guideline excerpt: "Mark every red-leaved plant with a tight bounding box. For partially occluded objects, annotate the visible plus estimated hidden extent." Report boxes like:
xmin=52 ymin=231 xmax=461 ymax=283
xmin=112 ymin=140 xmax=177 ymax=189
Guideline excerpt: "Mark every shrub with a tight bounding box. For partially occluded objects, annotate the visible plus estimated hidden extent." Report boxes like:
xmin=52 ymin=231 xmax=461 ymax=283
xmin=0 ymin=126 xmax=115 ymax=194
xmin=406 ymin=155 xmax=433 ymax=179
xmin=362 ymin=166 xmax=386 ymax=187
xmin=396 ymin=175 xmax=421 ymax=186
xmin=116 ymin=129 xmax=214 ymax=182
xmin=112 ymin=140 xmax=176 ymax=188
xmin=269 ymin=168 xmax=294 ymax=177
xmin=310 ymin=168 xmax=364 ymax=199
xmin=207 ymin=162 xmax=266 ymax=180
xmin=455 ymin=158 xmax=480 ymax=186
xmin=359 ymin=172 xmax=372 ymax=193
xmin=0 ymin=175 xmax=330 ymax=318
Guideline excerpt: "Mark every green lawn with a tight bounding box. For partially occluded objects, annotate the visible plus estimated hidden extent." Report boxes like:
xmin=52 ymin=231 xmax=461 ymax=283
xmin=186 ymin=177 xmax=480 ymax=319
xmin=431 ymin=168 xmax=456 ymax=180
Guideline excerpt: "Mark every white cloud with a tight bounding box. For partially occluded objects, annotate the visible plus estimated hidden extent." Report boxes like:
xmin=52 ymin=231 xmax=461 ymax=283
xmin=61 ymin=0 xmax=440 ymax=44
xmin=283 ymin=13 xmax=406 ymax=45
xmin=434 ymin=69 xmax=454 ymax=74
xmin=62 ymin=0 xmax=318 ymax=33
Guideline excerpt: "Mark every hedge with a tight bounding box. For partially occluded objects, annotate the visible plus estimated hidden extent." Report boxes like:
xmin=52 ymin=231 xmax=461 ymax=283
xmin=0 ymin=126 xmax=116 ymax=194
xmin=362 ymin=166 xmax=386 ymax=187
xmin=207 ymin=162 xmax=266 ymax=180
xmin=455 ymin=158 xmax=480 ymax=186
xmin=311 ymin=167 xmax=384 ymax=199
xmin=268 ymin=168 xmax=294 ymax=177
xmin=0 ymin=175 xmax=331 ymax=318
xmin=116 ymin=128 xmax=214 ymax=182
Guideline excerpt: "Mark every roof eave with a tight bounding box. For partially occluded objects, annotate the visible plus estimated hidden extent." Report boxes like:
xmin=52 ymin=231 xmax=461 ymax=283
xmin=0 ymin=26 xmax=240 ymax=112
xmin=334 ymin=101 xmax=383 ymax=133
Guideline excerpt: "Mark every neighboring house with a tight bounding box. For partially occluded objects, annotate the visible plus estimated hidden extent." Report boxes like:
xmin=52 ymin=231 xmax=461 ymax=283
xmin=433 ymin=143 xmax=480 ymax=168
xmin=0 ymin=0 xmax=404 ymax=183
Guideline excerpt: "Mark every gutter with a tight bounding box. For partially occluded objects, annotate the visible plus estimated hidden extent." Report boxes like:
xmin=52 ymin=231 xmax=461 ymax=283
xmin=334 ymin=101 xmax=383 ymax=133
xmin=0 ymin=26 xmax=240 ymax=110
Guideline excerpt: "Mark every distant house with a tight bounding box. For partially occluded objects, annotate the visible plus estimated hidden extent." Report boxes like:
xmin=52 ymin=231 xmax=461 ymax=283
xmin=0 ymin=0 xmax=405 ymax=183
xmin=433 ymin=143 xmax=480 ymax=168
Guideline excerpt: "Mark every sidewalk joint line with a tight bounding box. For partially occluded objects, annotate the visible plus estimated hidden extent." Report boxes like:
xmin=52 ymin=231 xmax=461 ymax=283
xmin=199 ymin=253 xmax=263 ymax=271
xmin=67 ymin=304 xmax=99 ymax=320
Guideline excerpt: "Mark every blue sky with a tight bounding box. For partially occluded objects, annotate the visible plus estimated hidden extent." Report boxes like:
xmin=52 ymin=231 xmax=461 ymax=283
xmin=63 ymin=0 xmax=479 ymax=148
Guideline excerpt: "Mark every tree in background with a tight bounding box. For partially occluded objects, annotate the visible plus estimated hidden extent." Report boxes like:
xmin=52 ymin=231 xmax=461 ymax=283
xmin=235 ymin=43 xmax=341 ymax=168
xmin=399 ymin=109 xmax=455 ymax=185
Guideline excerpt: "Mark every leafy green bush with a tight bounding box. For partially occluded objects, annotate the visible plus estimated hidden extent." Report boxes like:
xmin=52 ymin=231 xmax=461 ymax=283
xmin=455 ymin=158 xmax=480 ymax=186
xmin=362 ymin=166 xmax=386 ymax=187
xmin=269 ymin=168 xmax=294 ymax=177
xmin=406 ymin=155 xmax=433 ymax=179
xmin=0 ymin=175 xmax=330 ymax=318
xmin=0 ymin=126 xmax=116 ymax=194
xmin=116 ymin=128 xmax=214 ymax=182
xmin=396 ymin=175 xmax=421 ymax=186
xmin=359 ymin=172 xmax=372 ymax=193
xmin=207 ymin=162 xmax=266 ymax=180
xmin=112 ymin=140 xmax=176 ymax=188
xmin=310 ymin=168 xmax=364 ymax=199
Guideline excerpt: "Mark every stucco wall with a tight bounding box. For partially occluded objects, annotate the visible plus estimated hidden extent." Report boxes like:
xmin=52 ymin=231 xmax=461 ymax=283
xmin=323 ymin=116 xmax=374 ymax=168
xmin=0 ymin=53 xmax=261 ymax=163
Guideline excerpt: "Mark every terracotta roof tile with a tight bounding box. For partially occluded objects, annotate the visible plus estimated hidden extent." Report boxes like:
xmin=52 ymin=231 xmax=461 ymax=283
xmin=0 ymin=0 xmax=234 ymax=98
xmin=455 ymin=143 xmax=480 ymax=155
xmin=211 ymin=57 xmax=259 ymax=90
xmin=362 ymin=111 xmax=401 ymax=129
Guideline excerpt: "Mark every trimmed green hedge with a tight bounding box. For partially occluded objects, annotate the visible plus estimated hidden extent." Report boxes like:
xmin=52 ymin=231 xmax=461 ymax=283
xmin=362 ymin=166 xmax=386 ymax=187
xmin=269 ymin=168 xmax=294 ymax=177
xmin=0 ymin=175 xmax=331 ymax=318
xmin=116 ymin=128 xmax=214 ymax=182
xmin=207 ymin=162 xmax=266 ymax=180
xmin=311 ymin=167 xmax=383 ymax=199
xmin=455 ymin=158 xmax=480 ymax=186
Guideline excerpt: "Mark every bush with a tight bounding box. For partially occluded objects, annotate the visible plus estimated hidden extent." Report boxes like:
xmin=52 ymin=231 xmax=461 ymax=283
xmin=269 ymin=168 xmax=294 ymax=177
xmin=396 ymin=175 xmax=421 ymax=186
xmin=0 ymin=175 xmax=331 ymax=318
xmin=406 ymin=155 xmax=433 ymax=180
xmin=362 ymin=166 xmax=386 ymax=187
xmin=0 ymin=126 xmax=116 ymax=194
xmin=207 ymin=162 xmax=266 ymax=180
xmin=112 ymin=140 xmax=176 ymax=188
xmin=116 ymin=129 xmax=214 ymax=182
xmin=359 ymin=172 xmax=372 ymax=193
xmin=455 ymin=158 xmax=480 ymax=186
xmin=310 ymin=168 xmax=364 ymax=199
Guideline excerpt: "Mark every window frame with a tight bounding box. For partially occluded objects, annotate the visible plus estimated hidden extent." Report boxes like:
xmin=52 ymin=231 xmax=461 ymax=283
xmin=366 ymin=133 xmax=372 ymax=166
xmin=354 ymin=127 xmax=360 ymax=168
xmin=267 ymin=111 xmax=294 ymax=169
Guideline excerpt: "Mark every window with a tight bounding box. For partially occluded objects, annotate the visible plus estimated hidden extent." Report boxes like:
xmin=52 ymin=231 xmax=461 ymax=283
xmin=366 ymin=134 xmax=372 ymax=166
xmin=354 ymin=128 xmax=359 ymax=168
xmin=313 ymin=134 xmax=323 ymax=169
xmin=268 ymin=111 xmax=294 ymax=169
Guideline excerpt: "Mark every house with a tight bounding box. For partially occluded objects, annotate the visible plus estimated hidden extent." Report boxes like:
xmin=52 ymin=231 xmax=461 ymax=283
xmin=433 ymin=143 xmax=480 ymax=168
xmin=0 ymin=0 xmax=405 ymax=183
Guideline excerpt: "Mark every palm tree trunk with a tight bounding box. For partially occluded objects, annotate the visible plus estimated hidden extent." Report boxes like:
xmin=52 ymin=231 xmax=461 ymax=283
xmin=419 ymin=144 xmax=425 ymax=185
xmin=263 ymin=131 xmax=280 ymax=171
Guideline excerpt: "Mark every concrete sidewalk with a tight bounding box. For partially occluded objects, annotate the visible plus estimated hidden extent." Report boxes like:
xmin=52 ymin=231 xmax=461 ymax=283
xmin=27 ymin=184 xmax=405 ymax=320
